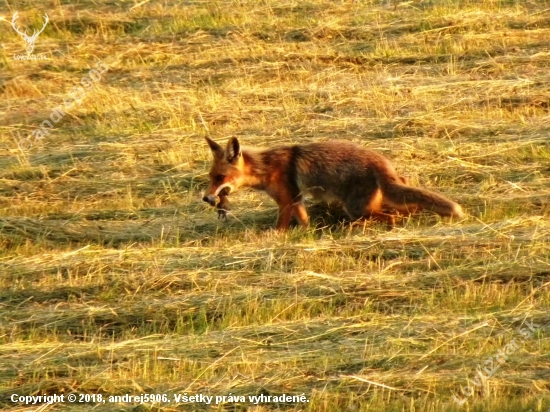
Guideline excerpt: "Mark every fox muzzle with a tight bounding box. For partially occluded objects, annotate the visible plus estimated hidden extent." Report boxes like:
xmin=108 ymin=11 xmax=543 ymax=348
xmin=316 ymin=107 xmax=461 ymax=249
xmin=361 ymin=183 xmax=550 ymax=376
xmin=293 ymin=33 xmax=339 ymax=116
xmin=203 ymin=195 xmax=217 ymax=206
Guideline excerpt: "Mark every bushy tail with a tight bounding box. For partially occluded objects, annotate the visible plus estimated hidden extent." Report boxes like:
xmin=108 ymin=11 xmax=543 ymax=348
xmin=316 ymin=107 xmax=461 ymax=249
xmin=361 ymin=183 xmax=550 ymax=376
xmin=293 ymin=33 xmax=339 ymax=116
xmin=375 ymin=168 xmax=463 ymax=218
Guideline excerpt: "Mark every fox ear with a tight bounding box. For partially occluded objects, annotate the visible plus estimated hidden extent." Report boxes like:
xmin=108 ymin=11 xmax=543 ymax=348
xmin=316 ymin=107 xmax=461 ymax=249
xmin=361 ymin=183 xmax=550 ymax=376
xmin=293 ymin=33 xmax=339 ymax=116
xmin=205 ymin=136 xmax=223 ymax=158
xmin=226 ymin=137 xmax=241 ymax=164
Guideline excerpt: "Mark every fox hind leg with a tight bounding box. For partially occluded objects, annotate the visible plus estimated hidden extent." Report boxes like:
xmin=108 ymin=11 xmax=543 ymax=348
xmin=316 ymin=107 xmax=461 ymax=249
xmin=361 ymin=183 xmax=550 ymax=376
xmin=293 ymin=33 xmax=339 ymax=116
xmin=343 ymin=189 xmax=395 ymax=227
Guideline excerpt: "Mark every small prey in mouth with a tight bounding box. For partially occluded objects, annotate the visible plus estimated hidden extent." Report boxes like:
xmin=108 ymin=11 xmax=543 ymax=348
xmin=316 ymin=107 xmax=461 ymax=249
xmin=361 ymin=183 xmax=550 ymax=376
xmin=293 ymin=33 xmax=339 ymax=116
xmin=203 ymin=185 xmax=231 ymax=220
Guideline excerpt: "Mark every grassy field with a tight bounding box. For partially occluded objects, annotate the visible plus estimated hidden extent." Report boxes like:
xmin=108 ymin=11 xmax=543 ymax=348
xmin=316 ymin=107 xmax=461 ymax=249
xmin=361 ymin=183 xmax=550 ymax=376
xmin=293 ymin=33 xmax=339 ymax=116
xmin=1 ymin=0 xmax=549 ymax=410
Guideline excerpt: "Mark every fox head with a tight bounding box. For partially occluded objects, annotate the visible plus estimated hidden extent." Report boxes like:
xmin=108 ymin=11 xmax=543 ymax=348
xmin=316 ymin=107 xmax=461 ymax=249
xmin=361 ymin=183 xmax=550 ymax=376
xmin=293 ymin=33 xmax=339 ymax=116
xmin=203 ymin=137 xmax=243 ymax=206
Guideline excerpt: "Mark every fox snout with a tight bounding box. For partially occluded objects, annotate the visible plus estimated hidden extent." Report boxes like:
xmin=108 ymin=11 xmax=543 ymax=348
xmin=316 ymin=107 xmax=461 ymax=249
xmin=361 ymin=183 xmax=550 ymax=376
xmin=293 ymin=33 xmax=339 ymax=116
xmin=203 ymin=195 xmax=217 ymax=206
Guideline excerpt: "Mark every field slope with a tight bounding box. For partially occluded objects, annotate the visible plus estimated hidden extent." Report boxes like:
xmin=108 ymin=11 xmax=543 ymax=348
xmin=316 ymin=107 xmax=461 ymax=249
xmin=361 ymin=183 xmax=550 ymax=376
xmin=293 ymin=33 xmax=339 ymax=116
xmin=1 ymin=0 xmax=549 ymax=411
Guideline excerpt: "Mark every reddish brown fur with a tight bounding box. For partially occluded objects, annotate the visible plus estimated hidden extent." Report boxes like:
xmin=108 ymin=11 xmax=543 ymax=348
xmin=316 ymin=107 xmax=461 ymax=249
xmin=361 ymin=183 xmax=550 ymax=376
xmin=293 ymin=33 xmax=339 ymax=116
xmin=203 ymin=137 xmax=464 ymax=230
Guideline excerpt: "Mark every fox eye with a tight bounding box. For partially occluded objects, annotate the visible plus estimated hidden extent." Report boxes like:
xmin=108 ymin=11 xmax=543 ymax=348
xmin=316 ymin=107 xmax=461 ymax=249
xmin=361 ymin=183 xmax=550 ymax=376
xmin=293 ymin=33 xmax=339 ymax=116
xmin=215 ymin=174 xmax=225 ymax=183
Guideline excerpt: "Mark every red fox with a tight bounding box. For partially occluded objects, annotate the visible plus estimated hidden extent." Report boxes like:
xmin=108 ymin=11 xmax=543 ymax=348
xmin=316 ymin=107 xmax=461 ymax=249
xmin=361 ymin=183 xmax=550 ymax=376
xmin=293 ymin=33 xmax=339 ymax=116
xmin=203 ymin=137 xmax=464 ymax=229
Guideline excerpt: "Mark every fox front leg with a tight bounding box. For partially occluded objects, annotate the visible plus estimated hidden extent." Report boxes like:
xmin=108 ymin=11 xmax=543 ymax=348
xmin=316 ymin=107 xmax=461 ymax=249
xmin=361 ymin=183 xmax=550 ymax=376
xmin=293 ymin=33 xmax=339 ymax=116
xmin=217 ymin=194 xmax=230 ymax=220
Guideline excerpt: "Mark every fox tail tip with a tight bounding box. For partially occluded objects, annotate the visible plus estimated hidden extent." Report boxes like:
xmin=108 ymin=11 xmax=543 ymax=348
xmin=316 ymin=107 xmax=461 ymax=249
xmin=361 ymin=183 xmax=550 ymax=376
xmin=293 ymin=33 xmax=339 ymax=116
xmin=451 ymin=204 xmax=464 ymax=219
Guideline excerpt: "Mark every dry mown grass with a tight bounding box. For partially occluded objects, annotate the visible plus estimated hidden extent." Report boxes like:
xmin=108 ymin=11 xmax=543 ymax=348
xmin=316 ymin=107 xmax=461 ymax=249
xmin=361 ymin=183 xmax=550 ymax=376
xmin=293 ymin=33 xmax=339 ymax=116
xmin=1 ymin=0 xmax=549 ymax=411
